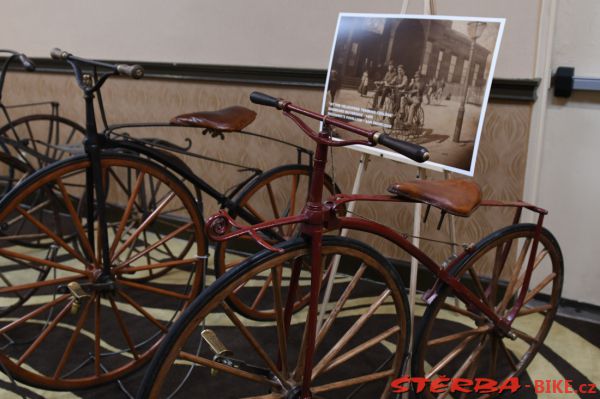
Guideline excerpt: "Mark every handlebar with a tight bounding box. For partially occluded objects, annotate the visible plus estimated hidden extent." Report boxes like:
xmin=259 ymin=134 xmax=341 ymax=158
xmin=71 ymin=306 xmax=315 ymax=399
xmin=249 ymin=91 xmax=430 ymax=163
xmin=50 ymin=48 xmax=144 ymax=79
xmin=0 ymin=50 xmax=36 ymax=72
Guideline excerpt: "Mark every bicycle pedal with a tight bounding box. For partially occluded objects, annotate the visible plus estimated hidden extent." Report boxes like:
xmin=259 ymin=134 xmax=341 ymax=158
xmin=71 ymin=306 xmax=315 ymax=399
xmin=68 ymin=282 xmax=90 ymax=315
xmin=202 ymin=329 xmax=233 ymax=377
xmin=67 ymin=282 xmax=90 ymax=301
xmin=201 ymin=329 xmax=232 ymax=357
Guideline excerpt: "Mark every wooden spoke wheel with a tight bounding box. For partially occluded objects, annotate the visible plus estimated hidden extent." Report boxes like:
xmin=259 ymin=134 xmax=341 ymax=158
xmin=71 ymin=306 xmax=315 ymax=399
xmin=412 ymin=224 xmax=563 ymax=399
xmin=0 ymin=114 xmax=85 ymax=196
xmin=213 ymin=164 xmax=341 ymax=320
xmin=138 ymin=237 xmax=410 ymax=399
xmin=0 ymin=154 xmax=206 ymax=389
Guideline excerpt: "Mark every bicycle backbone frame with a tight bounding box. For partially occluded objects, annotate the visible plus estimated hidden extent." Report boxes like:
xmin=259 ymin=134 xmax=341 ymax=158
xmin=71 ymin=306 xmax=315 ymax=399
xmin=206 ymin=91 xmax=548 ymax=398
xmin=46 ymin=49 xmax=318 ymax=281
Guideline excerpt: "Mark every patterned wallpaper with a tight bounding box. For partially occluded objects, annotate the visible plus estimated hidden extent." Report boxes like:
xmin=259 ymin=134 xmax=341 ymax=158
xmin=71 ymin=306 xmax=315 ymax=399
xmin=2 ymin=72 xmax=532 ymax=268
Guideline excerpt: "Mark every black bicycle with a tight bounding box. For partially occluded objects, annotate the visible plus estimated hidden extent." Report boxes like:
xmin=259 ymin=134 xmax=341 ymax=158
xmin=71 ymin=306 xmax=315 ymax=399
xmin=0 ymin=50 xmax=86 ymax=196
xmin=0 ymin=49 xmax=339 ymax=390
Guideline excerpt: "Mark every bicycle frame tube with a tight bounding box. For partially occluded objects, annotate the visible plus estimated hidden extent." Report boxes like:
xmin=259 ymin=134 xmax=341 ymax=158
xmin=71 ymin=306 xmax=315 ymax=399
xmin=208 ymin=194 xmax=550 ymax=340
xmin=103 ymin=138 xmax=268 ymax=229
xmin=299 ymin=133 xmax=329 ymax=399
xmin=82 ymin=88 xmax=113 ymax=276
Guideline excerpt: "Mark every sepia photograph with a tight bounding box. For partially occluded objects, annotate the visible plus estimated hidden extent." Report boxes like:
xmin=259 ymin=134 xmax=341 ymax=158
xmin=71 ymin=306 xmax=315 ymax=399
xmin=323 ymin=13 xmax=504 ymax=175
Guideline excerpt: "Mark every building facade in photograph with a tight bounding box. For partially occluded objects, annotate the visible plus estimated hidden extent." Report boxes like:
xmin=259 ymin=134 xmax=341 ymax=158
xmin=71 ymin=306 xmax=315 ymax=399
xmin=332 ymin=18 xmax=490 ymax=105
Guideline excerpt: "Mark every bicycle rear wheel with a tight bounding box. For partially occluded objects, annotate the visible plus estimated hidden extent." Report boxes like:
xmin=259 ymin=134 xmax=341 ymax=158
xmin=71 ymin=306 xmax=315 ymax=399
xmin=213 ymin=164 xmax=341 ymax=320
xmin=0 ymin=153 xmax=206 ymax=389
xmin=138 ymin=236 xmax=410 ymax=399
xmin=0 ymin=114 xmax=85 ymax=195
xmin=412 ymin=224 xmax=563 ymax=399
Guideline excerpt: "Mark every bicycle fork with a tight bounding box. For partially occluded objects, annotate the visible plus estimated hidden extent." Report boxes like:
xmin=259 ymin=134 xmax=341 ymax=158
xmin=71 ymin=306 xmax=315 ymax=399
xmin=83 ymin=91 xmax=113 ymax=281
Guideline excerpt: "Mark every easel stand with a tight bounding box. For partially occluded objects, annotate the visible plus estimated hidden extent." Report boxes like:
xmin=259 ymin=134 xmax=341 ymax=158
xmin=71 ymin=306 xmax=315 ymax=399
xmin=319 ymin=1 xmax=462 ymax=392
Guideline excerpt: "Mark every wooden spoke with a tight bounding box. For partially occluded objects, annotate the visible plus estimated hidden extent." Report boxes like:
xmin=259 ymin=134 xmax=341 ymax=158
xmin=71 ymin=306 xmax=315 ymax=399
xmin=321 ymin=325 xmax=400 ymax=376
xmin=283 ymin=175 xmax=300 ymax=236
xmin=311 ymin=369 xmax=394 ymax=394
xmin=468 ymin=267 xmax=493 ymax=308
xmin=5 ymin=199 xmax=51 ymax=227
xmin=243 ymin=203 xmax=267 ymax=223
xmin=117 ymin=291 xmax=168 ymax=332
xmin=497 ymin=238 xmax=532 ymax=312
xmin=25 ymin=121 xmax=40 ymax=157
xmin=489 ymin=337 xmax=499 ymax=379
xmin=14 ymin=205 xmax=88 ymax=265
xmin=221 ymin=303 xmax=290 ymax=388
xmin=178 ymin=351 xmax=279 ymax=388
xmin=270 ymin=267 xmax=288 ymax=376
xmin=118 ymin=279 xmax=191 ymax=301
xmin=53 ymin=295 xmax=96 ymax=379
xmin=250 ymin=273 xmax=273 ymax=310
xmin=425 ymin=334 xmax=478 ymax=379
xmin=109 ymin=172 xmax=145 ymax=258
xmin=523 ymin=272 xmax=557 ymax=305
xmin=498 ymin=339 xmax=518 ymax=371
xmin=488 ymin=245 xmax=505 ymax=305
xmin=116 ymin=222 xmax=193 ymax=268
xmin=108 ymin=297 xmax=140 ymax=359
xmin=437 ymin=337 xmax=488 ymax=399
xmin=0 ymin=250 xmax=87 ymax=279
xmin=440 ymin=301 xmax=485 ymax=321
xmin=0 ymin=294 xmax=70 ymax=334
xmin=265 ymin=183 xmax=281 ymax=218
xmin=293 ymin=316 xmax=310 ymax=381
xmin=111 ymin=192 xmax=176 ymax=262
xmin=312 ymin=289 xmax=390 ymax=379
xmin=56 ymin=178 xmax=95 ymax=263
xmin=427 ymin=325 xmax=491 ymax=346
xmin=16 ymin=299 xmax=74 ymax=365
xmin=106 ymin=169 xmax=146 ymax=214
xmin=511 ymin=327 xmax=539 ymax=345
xmin=316 ymin=263 xmax=367 ymax=348
xmin=94 ymin=295 xmax=102 ymax=376
xmin=517 ymin=303 xmax=553 ymax=316
xmin=115 ymin=258 xmax=197 ymax=275
xmin=498 ymin=249 xmax=549 ymax=314
xmin=0 ymin=233 xmax=47 ymax=241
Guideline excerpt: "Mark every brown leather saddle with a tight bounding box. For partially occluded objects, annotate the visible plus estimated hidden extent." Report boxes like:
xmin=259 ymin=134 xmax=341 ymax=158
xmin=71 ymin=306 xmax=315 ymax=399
xmin=388 ymin=179 xmax=482 ymax=217
xmin=170 ymin=106 xmax=256 ymax=132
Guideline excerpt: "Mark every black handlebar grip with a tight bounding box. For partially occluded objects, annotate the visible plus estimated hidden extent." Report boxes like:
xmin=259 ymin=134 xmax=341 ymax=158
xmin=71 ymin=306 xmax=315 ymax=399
xmin=116 ymin=64 xmax=144 ymax=79
xmin=50 ymin=48 xmax=68 ymax=60
xmin=376 ymin=133 xmax=430 ymax=163
xmin=250 ymin=92 xmax=283 ymax=109
xmin=17 ymin=53 xmax=35 ymax=71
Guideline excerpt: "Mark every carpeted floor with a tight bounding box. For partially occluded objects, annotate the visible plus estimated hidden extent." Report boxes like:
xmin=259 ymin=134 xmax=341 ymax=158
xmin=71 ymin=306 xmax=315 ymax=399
xmin=1 ymin=246 xmax=599 ymax=399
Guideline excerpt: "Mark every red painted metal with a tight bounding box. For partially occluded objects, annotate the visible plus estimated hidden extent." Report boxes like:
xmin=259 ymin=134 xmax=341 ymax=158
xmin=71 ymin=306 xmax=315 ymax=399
xmin=206 ymin=98 xmax=554 ymax=394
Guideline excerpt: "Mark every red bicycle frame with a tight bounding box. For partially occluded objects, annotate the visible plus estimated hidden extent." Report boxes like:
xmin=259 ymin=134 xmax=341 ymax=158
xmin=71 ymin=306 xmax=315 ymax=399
xmin=206 ymin=92 xmax=548 ymax=398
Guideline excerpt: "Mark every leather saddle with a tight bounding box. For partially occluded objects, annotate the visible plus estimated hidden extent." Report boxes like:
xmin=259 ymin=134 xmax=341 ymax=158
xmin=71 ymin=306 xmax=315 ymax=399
xmin=170 ymin=106 xmax=256 ymax=132
xmin=388 ymin=179 xmax=482 ymax=217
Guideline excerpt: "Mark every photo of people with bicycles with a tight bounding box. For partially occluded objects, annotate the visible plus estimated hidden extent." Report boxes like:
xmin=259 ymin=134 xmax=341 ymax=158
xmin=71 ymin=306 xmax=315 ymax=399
xmin=323 ymin=14 xmax=503 ymax=175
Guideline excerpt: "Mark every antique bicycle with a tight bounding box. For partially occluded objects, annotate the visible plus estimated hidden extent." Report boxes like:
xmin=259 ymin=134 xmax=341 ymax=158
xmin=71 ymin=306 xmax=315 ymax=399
xmin=138 ymin=92 xmax=563 ymax=399
xmin=0 ymin=50 xmax=86 ymax=196
xmin=379 ymin=88 xmax=425 ymax=140
xmin=0 ymin=50 xmax=339 ymax=390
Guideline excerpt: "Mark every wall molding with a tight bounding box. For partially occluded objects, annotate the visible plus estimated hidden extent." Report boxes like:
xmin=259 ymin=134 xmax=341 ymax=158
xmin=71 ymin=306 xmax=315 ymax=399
xmin=4 ymin=57 xmax=540 ymax=102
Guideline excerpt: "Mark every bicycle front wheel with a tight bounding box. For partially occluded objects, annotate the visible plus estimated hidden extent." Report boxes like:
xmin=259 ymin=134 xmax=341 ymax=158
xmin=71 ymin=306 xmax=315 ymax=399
xmin=214 ymin=164 xmax=341 ymax=320
xmin=0 ymin=153 xmax=206 ymax=389
xmin=412 ymin=224 xmax=563 ymax=399
xmin=138 ymin=236 xmax=410 ymax=399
